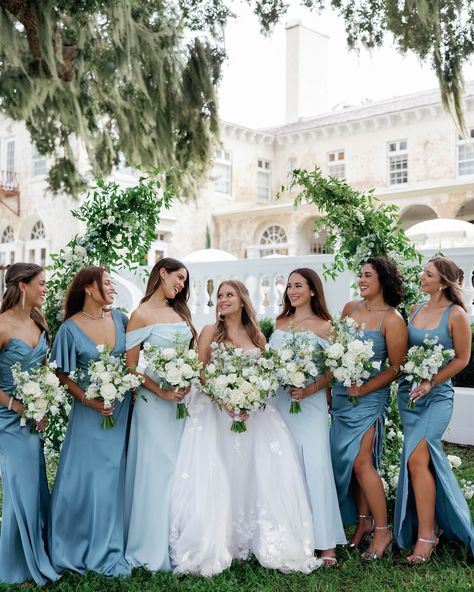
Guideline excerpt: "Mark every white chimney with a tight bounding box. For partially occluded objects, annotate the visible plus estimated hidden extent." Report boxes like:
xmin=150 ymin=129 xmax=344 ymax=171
xmin=285 ymin=20 xmax=329 ymax=123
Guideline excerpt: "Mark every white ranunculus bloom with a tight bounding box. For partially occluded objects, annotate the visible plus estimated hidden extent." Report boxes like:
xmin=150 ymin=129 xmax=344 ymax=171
xmin=326 ymin=342 xmax=344 ymax=359
xmin=98 ymin=371 xmax=113 ymax=384
xmin=162 ymin=348 xmax=177 ymax=361
xmin=34 ymin=398 xmax=48 ymax=412
xmin=447 ymin=454 xmax=462 ymax=469
xmin=43 ymin=372 xmax=60 ymax=387
xmin=23 ymin=383 xmax=42 ymax=397
xmin=165 ymin=367 xmax=182 ymax=385
xmin=347 ymin=339 xmax=366 ymax=355
xmin=100 ymin=382 xmax=118 ymax=400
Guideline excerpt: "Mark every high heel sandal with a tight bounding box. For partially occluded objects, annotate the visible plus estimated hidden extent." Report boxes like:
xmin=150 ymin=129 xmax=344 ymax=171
xmin=346 ymin=514 xmax=374 ymax=550
xmin=361 ymin=525 xmax=393 ymax=561
xmin=407 ymin=532 xmax=440 ymax=565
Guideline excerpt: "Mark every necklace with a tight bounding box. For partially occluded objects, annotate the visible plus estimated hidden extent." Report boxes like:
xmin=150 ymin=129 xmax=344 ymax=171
xmin=81 ymin=309 xmax=105 ymax=320
xmin=364 ymin=300 xmax=389 ymax=313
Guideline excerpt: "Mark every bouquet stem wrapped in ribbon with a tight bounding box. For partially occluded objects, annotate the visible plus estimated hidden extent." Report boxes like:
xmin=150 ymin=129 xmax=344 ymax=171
xmin=401 ymin=336 xmax=454 ymax=409
xmin=143 ymin=333 xmax=202 ymax=419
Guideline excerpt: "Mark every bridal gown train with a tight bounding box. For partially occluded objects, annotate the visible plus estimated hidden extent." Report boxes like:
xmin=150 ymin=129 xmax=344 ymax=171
xmin=170 ymin=370 xmax=321 ymax=576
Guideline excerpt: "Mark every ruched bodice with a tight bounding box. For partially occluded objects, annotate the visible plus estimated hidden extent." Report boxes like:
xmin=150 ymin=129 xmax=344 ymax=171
xmin=0 ymin=333 xmax=47 ymax=396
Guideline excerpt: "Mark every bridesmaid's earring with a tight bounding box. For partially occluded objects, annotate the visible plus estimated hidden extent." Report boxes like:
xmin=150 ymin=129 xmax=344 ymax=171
xmin=86 ymin=290 xmax=91 ymax=297
xmin=311 ymin=292 xmax=315 ymax=297
xmin=21 ymin=290 xmax=26 ymax=310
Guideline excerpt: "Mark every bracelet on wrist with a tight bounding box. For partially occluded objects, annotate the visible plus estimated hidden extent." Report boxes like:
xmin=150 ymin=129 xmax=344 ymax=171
xmin=7 ymin=396 xmax=13 ymax=411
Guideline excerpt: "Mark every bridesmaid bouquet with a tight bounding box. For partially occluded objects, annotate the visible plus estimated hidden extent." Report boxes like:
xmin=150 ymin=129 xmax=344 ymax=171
xmin=143 ymin=334 xmax=202 ymax=419
xmin=321 ymin=316 xmax=381 ymax=406
xmin=401 ymin=336 xmax=455 ymax=409
xmin=202 ymin=343 xmax=278 ymax=433
xmin=11 ymin=362 xmax=69 ymax=431
xmin=85 ymin=344 xmax=143 ymax=428
xmin=274 ymin=331 xmax=321 ymax=414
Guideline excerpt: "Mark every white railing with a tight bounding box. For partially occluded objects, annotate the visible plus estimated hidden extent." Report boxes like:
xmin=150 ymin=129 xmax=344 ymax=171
xmin=118 ymin=248 xmax=474 ymax=329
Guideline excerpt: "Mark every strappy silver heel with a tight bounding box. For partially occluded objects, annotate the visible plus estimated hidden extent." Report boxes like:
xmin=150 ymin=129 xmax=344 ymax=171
xmin=361 ymin=525 xmax=393 ymax=561
xmin=347 ymin=514 xmax=374 ymax=550
xmin=407 ymin=531 xmax=441 ymax=564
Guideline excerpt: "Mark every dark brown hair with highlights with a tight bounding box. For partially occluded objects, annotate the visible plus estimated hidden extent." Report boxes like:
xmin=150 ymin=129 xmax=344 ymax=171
xmin=429 ymin=257 xmax=466 ymax=311
xmin=64 ymin=266 xmax=108 ymax=320
xmin=277 ymin=268 xmax=332 ymax=321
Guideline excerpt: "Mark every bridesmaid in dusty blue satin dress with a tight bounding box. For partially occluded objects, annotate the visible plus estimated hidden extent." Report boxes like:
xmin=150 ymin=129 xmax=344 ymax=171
xmin=49 ymin=267 xmax=131 ymax=576
xmin=124 ymin=258 xmax=197 ymax=571
xmin=394 ymin=257 xmax=474 ymax=562
xmin=269 ymin=268 xmax=346 ymax=566
xmin=0 ymin=262 xmax=59 ymax=586
xmin=330 ymin=257 xmax=407 ymax=560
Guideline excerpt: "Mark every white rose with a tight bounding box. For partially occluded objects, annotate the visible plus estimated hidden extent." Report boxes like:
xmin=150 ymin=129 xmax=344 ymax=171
xmin=347 ymin=340 xmax=366 ymax=355
xmin=288 ymin=371 xmax=305 ymax=388
xmin=100 ymin=382 xmax=117 ymax=400
xmin=43 ymin=372 xmax=60 ymax=387
xmin=186 ymin=350 xmax=197 ymax=360
xmin=447 ymin=455 xmax=462 ymax=469
xmin=99 ymin=371 xmax=113 ymax=384
xmin=280 ymin=349 xmax=293 ymax=362
xmin=180 ymin=363 xmax=194 ymax=380
xmin=214 ymin=375 xmax=229 ymax=389
xmin=34 ymin=398 xmax=48 ymax=412
xmin=326 ymin=343 xmax=344 ymax=359
xmin=23 ymin=383 xmax=42 ymax=397
xmin=465 ymin=489 xmax=473 ymax=500
xmin=206 ymin=363 xmax=216 ymax=375
xmin=162 ymin=348 xmax=177 ymax=361
xmin=403 ymin=361 xmax=415 ymax=373
xmin=333 ymin=367 xmax=348 ymax=382
xmin=165 ymin=367 xmax=182 ymax=385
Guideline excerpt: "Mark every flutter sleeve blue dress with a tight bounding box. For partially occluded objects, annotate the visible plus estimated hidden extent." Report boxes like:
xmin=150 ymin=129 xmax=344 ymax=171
xmin=269 ymin=329 xmax=346 ymax=550
xmin=124 ymin=321 xmax=192 ymax=572
xmin=0 ymin=333 xmax=60 ymax=586
xmin=330 ymin=315 xmax=391 ymax=525
xmin=394 ymin=303 xmax=474 ymax=555
xmin=48 ymin=309 xmax=131 ymax=576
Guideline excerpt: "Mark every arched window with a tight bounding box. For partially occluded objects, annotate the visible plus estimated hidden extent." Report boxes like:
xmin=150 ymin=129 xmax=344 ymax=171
xmin=259 ymin=225 xmax=288 ymax=256
xmin=30 ymin=220 xmax=46 ymax=240
xmin=1 ymin=225 xmax=14 ymax=243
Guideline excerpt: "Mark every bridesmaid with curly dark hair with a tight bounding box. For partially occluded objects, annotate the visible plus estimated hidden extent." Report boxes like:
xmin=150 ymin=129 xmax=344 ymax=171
xmin=330 ymin=257 xmax=408 ymax=560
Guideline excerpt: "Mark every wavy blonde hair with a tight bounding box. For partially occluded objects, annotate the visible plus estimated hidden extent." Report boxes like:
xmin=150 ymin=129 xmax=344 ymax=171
xmin=429 ymin=257 xmax=466 ymax=311
xmin=214 ymin=280 xmax=264 ymax=349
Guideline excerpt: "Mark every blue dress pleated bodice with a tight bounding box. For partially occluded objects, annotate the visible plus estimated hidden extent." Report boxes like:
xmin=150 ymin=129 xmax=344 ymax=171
xmin=330 ymin=316 xmax=391 ymax=525
xmin=125 ymin=321 xmax=192 ymax=572
xmin=0 ymin=333 xmax=60 ymax=585
xmin=269 ymin=329 xmax=346 ymax=549
xmin=48 ymin=309 xmax=131 ymax=576
xmin=394 ymin=303 xmax=474 ymax=554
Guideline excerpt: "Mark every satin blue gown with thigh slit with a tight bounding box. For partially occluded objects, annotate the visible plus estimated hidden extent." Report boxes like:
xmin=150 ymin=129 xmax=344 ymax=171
xmin=0 ymin=333 xmax=60 ymax=585
xmin=269 ymin=329 xmax=346 ymax=549
xmin=124 ymin=322 xmax=192 ymax=572
xmin=48 ymin=310 xmax=131 ymax=576
xmin=394 ymin=303 xmax=474 ymax=554
xmin=330 ymin=316 xmax=390 ymax=525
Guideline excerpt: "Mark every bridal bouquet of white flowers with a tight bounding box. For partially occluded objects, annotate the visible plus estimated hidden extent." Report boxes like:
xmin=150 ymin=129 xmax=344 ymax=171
xmin=321 ymin=316 xmax=381 ymax=406
xmin=85 ymin=344 xmax=143 ymax=428
xmin=274 ymin=331 xmax=321 ymax=414
xmin=401 ymin=336 xmax=454 ymax=409
xmin=202 ymin=342 xmax=277 ymax=433
xmin=12 ymin=361 xmax=69 ymax=430
xmin=143 ymin=334 xmax=202 ymax=419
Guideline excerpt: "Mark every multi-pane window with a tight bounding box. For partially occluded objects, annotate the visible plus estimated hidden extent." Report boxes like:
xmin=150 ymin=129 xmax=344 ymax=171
xmin=32 ymin=146 xmax=47 ymax=176
xmin=30 ymin=220 xmax=46 ymax=240
xmin=327 ymin=150 xmax=345 ymax=178
xmin=388 ymin=139 xmax=408 ymax=185
xmin=3 ymin=139 xmax=15 ymax=187
xmin=458 ymin=128 xmax=474 ymax=176
xmin=287 ymin=157 xmax=297 ymax=182
xmin=257 ymin=159 xmax=271 ymax=201
xmin=259 ymin=224 xmax=288 ymax=256
xmin=1 ymin=225 xmax=14 ymax=243
xmin=213 ymin=149 xmax=232 ymax=194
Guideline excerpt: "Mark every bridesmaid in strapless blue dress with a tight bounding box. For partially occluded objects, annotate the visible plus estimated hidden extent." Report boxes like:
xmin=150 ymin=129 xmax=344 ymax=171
xmin=0 ymin=335 xmax=60 ymax=585
xmin=49 ymin=306 xmax=131 ymax=576
xmin=394 ymin=257 xmax=474 ymax=561
xmin=270 ymin=329 xmax=347 ymax=553
xmin=125 ymin=321 xmax=192 ymax=571
xmin=123 ymin=257 xmax=196 ymax=572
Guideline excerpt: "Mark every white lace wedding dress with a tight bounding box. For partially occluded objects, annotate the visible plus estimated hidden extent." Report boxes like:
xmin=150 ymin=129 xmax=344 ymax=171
xmin=169 ymin=381 xmax=321 ymax=576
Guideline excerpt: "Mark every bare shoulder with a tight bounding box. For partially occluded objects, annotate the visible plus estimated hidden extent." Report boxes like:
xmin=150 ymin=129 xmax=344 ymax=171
xmin=127 ymin=306 xmax=148 ymax=331
xmin=0 ymin=313 xmax=11 ymax=348
xmin=449 ymin=304 xmax=470 ymax=326
xmin=198 ymin=324 xmax=216 ymax=342
xmin=275 ymin=316 xmax=290 ymax=331
xmin=384 ymin=308 xmax=406 ymax=329
xmin=409 ymin=303 xmax=421 ymax=316
xmin=257 ymin=330 xmax=267 ymax=348
xmin=342 ymin=300 xmax=360 ymax=317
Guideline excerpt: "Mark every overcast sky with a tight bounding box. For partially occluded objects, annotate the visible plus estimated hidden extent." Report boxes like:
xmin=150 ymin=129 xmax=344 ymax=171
xmin=218 ymin=2 xmax=474 ymax=129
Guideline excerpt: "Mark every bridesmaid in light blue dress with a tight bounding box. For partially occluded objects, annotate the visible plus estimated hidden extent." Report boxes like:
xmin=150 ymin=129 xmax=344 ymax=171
xmin=49 ymin=267 xmax=131 ymax=576
xmin=330 ymin=257 xmax=407 ymax=560
xmin=394 ymin=257 xmax=474 ymax=562
xmin=0 ymin=262 xmax=59 ymax=586
xmin=269 ymin=268 xmax=346 ymax=566
xmin=124 ymin=258 xmax=197 ymax=571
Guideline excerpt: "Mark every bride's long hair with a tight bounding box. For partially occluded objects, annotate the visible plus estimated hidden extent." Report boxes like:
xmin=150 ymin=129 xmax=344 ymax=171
xmin=214 ymin=280 xmax=264 ymax=349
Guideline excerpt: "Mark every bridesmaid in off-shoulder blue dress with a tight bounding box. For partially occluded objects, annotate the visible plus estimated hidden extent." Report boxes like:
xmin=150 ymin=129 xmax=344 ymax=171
xmin=49 ymin=267 xmax=131 ymax=576
xmin=394 ymin=257 xmax=474 ymax=562
xmin=124 ymin=258 xmax=197 ymax=572
xmin=0 ymin=262 xmax=59 ymax=586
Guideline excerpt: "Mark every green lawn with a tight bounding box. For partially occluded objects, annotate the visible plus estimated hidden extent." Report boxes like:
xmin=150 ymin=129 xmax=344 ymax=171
xmin=0 ymin=444 xmax=473 ymax=592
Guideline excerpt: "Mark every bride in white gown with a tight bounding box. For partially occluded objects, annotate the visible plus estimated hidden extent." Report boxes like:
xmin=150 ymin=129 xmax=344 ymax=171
xmin=170 ymin=280 xmax=321 ymax=576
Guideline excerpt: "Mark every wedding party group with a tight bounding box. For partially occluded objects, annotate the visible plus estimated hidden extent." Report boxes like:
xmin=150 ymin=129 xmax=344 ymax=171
xmin=0 ymin=254 xmax=473 ymax=586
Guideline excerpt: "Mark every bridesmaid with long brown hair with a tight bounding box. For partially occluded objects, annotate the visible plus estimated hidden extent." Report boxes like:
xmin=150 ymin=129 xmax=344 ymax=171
xmin=0 ymin=263 xmax=59 ymax=586
xmin=49 ymin=266 xmax=131 ymax=576
xmin=124 ymin=258 xmax=197 ymax=572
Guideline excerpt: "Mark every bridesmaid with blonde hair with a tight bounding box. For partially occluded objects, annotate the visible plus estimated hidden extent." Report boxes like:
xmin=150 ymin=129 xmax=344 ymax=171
xmin=395 ymin=257 xmax=474 ymax=562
